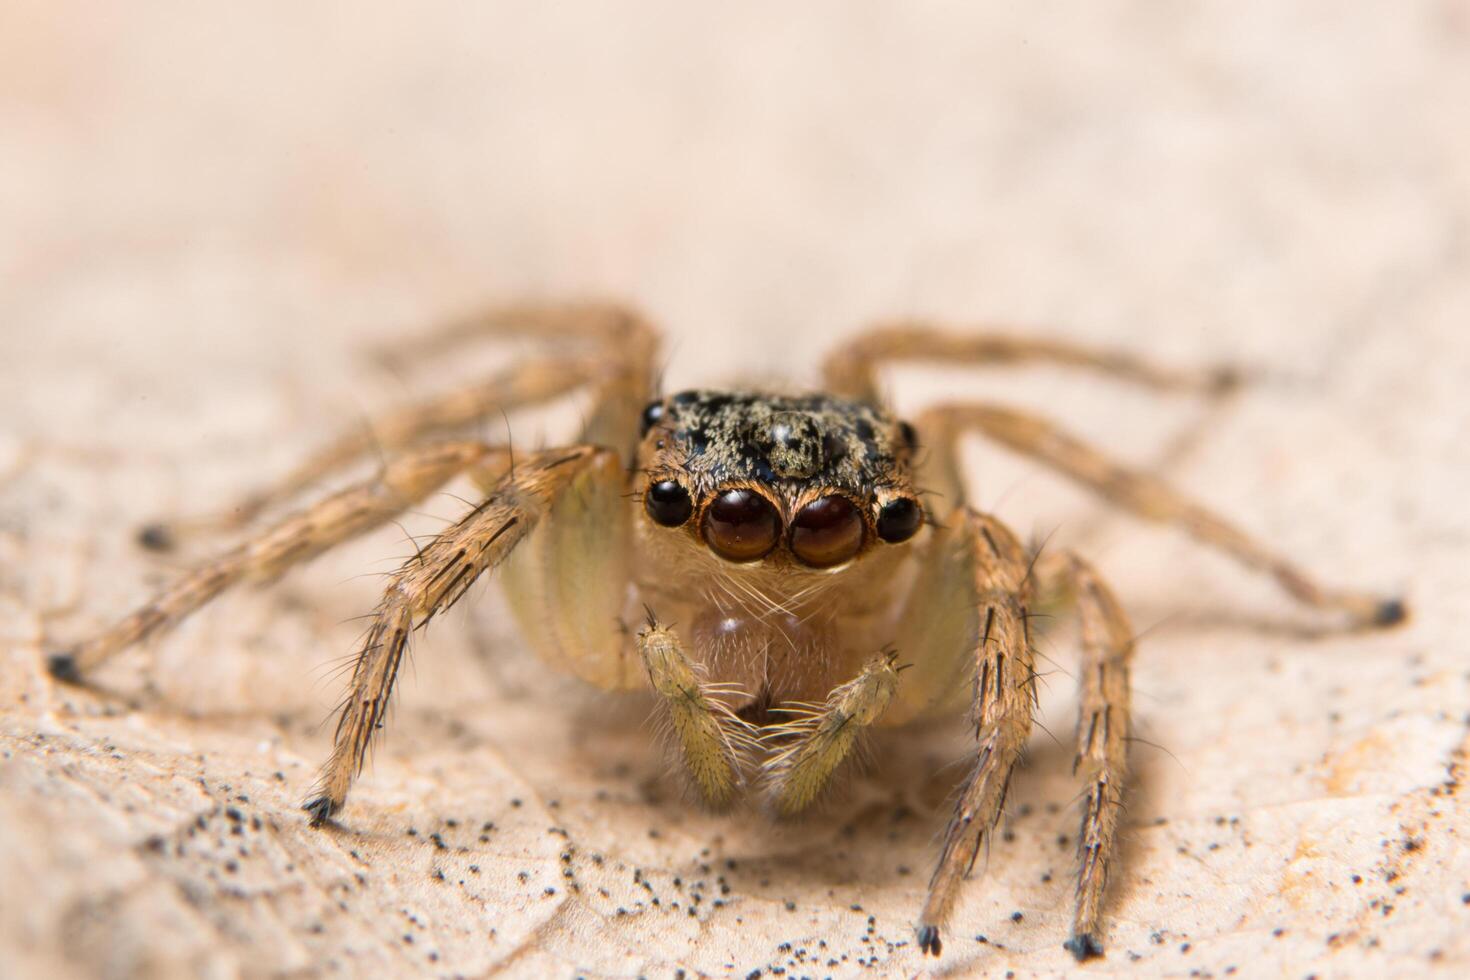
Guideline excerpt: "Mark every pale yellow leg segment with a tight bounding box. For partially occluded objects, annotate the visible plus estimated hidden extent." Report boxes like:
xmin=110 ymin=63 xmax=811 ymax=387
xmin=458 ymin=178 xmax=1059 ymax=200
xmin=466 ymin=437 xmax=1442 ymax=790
xmin=763 ymin=651 xmax=900 ymax=816
xmin=304 ymin=445 xmax=613 ymax=823
xmin=1053 ymin=554 xmax=1135 ymax=962
xmin=636 ymin=620 xmax=752 ymax=808
xmin=918 ymin=402 xmax=1403 ymax=629
xmin=822 ymin=322 xmax=1239 ymax=406
xmin=48 ymin=441 xmax=508 ymax=680
xmin=917 ymin=510 xmax=1038 ymax=957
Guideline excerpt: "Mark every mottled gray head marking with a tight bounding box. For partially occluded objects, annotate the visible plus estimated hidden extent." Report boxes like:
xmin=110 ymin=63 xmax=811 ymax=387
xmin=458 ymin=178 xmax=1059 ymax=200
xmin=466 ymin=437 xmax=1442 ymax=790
xmin=646 ymin=390 xmax=911 ymax=503
xmin=764 ymin=411 xmax=824 ymax=479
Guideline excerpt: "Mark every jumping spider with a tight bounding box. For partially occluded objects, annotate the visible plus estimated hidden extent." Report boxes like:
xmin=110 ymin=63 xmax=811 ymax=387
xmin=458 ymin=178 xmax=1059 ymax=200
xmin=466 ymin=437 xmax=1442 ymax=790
xmin=48 ymin=304 xmax=1405 ymax=960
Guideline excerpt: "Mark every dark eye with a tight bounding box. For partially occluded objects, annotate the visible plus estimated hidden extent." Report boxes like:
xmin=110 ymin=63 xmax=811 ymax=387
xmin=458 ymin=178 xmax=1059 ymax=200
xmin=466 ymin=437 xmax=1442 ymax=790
xmin=897 ymin=420 xmax=919 ymax=451
xmin=876 ymin=497 xmax=923 ymax=543
xmin=703 ymin=489 xmax=781 ymax=562
xmin=640 ymin=400 xmax=666 ymax=436
xmin=645 ymin=480 xmax=693 ymax=526
xmin=790 ymin=495 xmax=865 ymax=567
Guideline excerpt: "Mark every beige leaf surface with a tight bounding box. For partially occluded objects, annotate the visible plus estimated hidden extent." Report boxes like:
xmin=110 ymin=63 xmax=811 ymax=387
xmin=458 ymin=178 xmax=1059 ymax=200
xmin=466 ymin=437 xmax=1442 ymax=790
xmin=3 ymin=3 xmax=1468 ymax=978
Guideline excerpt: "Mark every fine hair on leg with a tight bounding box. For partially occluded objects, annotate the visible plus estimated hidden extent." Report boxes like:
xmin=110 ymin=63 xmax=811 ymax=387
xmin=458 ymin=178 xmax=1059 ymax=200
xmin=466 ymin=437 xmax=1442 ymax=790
xmin=303 ymin=445 xmax=616 ymax=823
xmin=141 ymin=301 xmax=658 ymax=547
xmin=761 ymin=649 xmax=901 ymax=816
xmin=916 ymin=401 xmax=1402 ymax=629
xmin=48 ymin=441 xmax=508 ymax=680
xmin=917 ymin=509 xmax=1038 ymax=957
xmin=637 ymin=616 xmax=756 ymax=808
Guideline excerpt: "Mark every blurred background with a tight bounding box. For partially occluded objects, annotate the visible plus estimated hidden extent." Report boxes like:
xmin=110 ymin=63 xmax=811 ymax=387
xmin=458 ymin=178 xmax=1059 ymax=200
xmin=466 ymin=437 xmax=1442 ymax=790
xmin=2 ymin=3 xmax=1467 ymax=977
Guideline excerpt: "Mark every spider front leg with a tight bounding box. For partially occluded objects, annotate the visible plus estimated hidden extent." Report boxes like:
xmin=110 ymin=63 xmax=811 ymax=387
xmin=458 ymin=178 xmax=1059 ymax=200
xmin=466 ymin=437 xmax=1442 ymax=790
xmin=913 ymin=509 xmax=1038 ymax=957
xmin=636 ymin=618 xmax=756 ymax=807
xmin=762 ymin=650 xmax=901 ymax=816
xmin=304 ymin=445 xmax=617 ymax=823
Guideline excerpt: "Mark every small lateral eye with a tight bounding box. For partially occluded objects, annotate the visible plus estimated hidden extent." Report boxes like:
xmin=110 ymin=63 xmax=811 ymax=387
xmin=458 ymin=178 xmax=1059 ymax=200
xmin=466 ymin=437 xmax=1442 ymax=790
xmin=640 ymin=400 xmax=666 ymax=436
xmin=703 ymin=488 xmax=781 ymax=562
xmin=790 ymin=495 xmax=865 ymax=568
xmin=645 ymin=480 xmax=693 ymax=526
xmin=876 ymin=497 xmax=923 ymax=543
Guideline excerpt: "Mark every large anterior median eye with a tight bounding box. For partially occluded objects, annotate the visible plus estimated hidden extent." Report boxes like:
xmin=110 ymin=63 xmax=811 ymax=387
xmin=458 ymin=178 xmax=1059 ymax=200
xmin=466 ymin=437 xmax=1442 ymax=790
xmin=703 ymin=489 xmax=781 ymax=562
xmin=790 ymin=495 xmax=864 ymax=567
xmin=645 ymin=480 xmax=693 ymax=526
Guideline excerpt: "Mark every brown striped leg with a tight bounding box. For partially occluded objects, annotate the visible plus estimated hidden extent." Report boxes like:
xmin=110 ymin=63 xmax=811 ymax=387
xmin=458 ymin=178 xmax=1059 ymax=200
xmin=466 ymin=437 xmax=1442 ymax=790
xmin=914 ymin=401 xmax=1404 ymax=629
xmin=367 ymin=300 xmax=661 ymax=459
xmin=369 ymin=300 xmax=658 ymax=369
xmin=822 ymin=322 xmax=1240 ymax=407
xmin=48 ymin=441 xmax=510 ymax=680
xmin=1046 ymin=553 xmax=1135 ymax=961
xmin=143 ymin=302 xmax=660 ymax=547
xmin=138 ymin=355 xmax=596 ymax=549
xmin=917 ymin=510 xmax=1037 ymax=957
xmin=303 ymin=446 xmax=615 ymax=823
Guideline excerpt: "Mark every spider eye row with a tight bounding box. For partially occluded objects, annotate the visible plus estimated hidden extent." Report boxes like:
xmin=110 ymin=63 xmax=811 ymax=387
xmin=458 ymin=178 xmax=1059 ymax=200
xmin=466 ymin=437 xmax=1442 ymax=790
xmin=644 ymin=480 xmax=923 ymax=566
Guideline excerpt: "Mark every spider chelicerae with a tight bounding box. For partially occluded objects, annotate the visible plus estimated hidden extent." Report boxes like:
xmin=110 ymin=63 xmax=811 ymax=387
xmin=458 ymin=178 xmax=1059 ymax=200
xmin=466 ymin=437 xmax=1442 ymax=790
xmin=47 ymin=304 xmax=1405 ymax=959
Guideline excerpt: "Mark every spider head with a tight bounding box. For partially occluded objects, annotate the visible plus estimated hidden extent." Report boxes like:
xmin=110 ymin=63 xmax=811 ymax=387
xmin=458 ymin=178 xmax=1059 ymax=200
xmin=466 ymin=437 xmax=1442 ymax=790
xmin=636 ymin=390 xmax=926 ymax=569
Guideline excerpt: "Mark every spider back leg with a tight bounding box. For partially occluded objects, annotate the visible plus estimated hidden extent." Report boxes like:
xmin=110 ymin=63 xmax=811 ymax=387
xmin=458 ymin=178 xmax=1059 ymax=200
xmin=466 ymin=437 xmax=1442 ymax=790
xmin=822 ymin=322 xmax=1238 ymax=407
xmin=916 ymin=401 xmax=1402 ymax=629
xmin=143 ymin=302 xmax=658 ymax=547
xmin=48 ymin=440 xmax=510 ymax=679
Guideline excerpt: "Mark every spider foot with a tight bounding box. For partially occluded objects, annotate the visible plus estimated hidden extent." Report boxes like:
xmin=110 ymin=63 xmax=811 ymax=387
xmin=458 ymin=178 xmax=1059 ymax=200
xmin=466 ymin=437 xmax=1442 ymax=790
xmin=1063 ymin=932 xmax=1105 ymax=962
xmin=917 ymin=924 xmax=942 ymax=957
xmin=46 ymin=650 xmax=82 ymax=684
xmin=302 ymin=795 xmax=339 ymax=827
xmin=1374 ymin=597 xmax=1408 ymax=628
xmin=137 ymin=522 xmax=177 ymax=552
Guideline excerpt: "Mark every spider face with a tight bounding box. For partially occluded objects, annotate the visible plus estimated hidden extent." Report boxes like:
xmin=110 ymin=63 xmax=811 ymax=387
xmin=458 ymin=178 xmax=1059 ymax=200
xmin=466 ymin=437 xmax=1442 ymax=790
xmin=638 ymin=389 xmax=925 ymax=569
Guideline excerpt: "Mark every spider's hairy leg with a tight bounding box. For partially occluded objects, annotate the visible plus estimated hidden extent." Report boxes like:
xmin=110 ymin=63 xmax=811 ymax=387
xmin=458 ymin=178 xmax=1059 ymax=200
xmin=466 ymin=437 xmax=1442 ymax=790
xmin=917 ymin=509 xmax=1037 ymax=958
xmin=636 ymin=619 xmax=753 ymax=808
xmin=139 ymin=357 xmax=591 ymax=550
xmin=1036 ymin=552 xmax=1136 ymax=962
xmin=48 ymin=441 xmax=509 ymax=681
xmin=917 ymin=402 xmax=1404 ymax=629
xmin=371 ymin=301 xmax=656 ymax=370
xmin=762 ymin=650 xmax=900 ymax=817
xmin=303 ymin=445 xmax=613 ymax=824
xmin=822 ymin=322 xmax=1240 ymax=407
xmin=369 ymin=300 xmax=661 ymax=458
xmin=143 ymin=301 xmax=659 ymax=548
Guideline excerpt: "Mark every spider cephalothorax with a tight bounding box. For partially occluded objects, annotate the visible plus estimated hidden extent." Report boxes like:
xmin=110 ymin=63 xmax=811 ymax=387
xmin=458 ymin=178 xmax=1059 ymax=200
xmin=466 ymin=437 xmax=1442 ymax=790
xmin=638 ymin=390 xmax=924 ymax=569
xmin=49 ymin=303 xmax=1404 ymax=962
